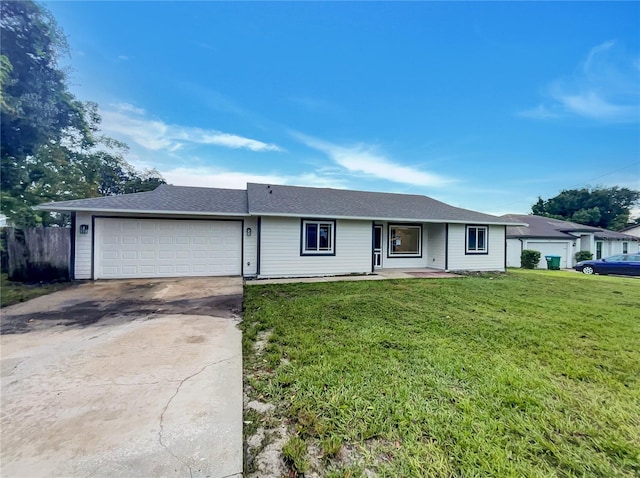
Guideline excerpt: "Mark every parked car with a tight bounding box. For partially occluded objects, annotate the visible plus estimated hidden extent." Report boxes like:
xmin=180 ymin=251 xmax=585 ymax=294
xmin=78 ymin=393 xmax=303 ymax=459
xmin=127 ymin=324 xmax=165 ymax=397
xmin=575 ymin=254 xmax=640 ymax=276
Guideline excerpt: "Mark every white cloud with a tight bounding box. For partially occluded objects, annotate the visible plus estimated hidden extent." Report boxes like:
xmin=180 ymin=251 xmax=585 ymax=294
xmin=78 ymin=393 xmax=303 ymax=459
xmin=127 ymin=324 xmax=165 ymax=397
xmin=555 ymin=91 xmax=636 ymax=120
xmin=520 ymin=41 xmax=640 ymax=122
xmin=517 ymin=104 xmax=561 ymax=119
xmin=100 ymin=104 xmax=283 ymax=153
xmin=292 ymin=133 xmax=455 ymax=188
xmin=161 ymin=167 xmax=348 ymax=190
xmin=112 ymin=102 xmax=146 ymax=115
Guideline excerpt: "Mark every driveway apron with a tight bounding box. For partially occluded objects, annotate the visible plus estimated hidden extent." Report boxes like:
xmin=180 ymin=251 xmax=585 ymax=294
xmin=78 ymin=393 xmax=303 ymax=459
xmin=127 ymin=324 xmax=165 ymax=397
xmin=1 ymin=277 xmax=243 ymax=478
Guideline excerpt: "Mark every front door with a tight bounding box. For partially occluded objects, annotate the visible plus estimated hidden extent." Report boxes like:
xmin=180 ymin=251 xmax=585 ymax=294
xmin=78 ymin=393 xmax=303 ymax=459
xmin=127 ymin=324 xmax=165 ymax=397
xmin=373 ymin=225 xmax=383 ymax=268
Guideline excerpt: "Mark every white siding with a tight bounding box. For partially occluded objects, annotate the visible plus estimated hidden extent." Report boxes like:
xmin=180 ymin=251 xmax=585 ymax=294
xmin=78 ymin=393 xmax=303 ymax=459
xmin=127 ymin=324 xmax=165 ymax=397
xmin=425 ymin=224 xmax=446 ymax=270
xmin=601 ymin=240 xmax=639 ymax=256
xmin=447 ymin=224 xmax=506 ymax=271
xmin=74 ymin=212 xmax=93 ymax=279
xmin=259 ymin=217 xmax=371 ymax=278
xmin=506 ymin=239 xmax=523 ymax=267
xmin=243 ymin=217 xmax=258 ymax=276
xmin=579 ymin=234 xmax=594 ymax=256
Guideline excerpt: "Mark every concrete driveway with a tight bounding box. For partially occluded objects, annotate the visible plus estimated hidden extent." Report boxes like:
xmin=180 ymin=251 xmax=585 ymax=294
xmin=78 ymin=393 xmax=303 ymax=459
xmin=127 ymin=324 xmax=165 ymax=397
xmin=1 ymin=277 xmax=243 ymax=478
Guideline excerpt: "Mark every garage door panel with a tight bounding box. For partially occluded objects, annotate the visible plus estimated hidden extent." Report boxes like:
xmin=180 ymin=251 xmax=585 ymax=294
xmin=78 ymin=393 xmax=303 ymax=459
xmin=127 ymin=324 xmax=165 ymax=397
xmin=95 ymin=219 xmax=242 ymax=279
xmin=527 ymin=242 xmax=569 ymax=269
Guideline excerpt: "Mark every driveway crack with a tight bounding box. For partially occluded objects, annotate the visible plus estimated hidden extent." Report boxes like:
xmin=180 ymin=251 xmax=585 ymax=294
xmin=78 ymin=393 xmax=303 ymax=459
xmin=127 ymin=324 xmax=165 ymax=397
xmin=157 ymin=355 xmax=237 ymax=477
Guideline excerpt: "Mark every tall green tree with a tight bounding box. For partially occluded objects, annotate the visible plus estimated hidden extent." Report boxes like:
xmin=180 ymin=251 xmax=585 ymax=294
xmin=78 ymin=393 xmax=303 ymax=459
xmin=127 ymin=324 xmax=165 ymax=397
xmin=532 ymin=187 xmax=640 ymax=230
xmin=1 ymin=1 xmax=164 ymax=227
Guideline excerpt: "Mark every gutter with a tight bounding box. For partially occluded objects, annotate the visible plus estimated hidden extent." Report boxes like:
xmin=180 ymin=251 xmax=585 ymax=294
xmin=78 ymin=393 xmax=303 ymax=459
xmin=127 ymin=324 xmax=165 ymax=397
xmin=34 ymin=205 xmax=251 ymax=217
xmin=249 ymin=211 xmax=527 ymax=226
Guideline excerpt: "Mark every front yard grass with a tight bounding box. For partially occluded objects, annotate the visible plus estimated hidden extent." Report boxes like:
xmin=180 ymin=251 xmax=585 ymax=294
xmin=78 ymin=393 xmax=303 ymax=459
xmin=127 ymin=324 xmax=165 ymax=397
xmin=242 ymin=270 xmax=640 ymax=477
xmin=0 ymin=272 xmax=72 ymax=308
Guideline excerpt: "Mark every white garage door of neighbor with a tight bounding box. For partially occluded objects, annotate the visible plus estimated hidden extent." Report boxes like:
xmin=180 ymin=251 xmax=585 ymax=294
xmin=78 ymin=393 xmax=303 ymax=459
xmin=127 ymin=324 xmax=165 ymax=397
xmin=94 ymin=218 xmax=242 ymax=279
xmin=527 ymin=241 xmax=569 ymax=269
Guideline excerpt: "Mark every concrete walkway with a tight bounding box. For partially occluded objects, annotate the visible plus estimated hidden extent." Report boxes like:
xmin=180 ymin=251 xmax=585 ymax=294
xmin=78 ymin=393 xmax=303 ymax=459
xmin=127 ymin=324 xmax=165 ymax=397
xmin=245 ymin=268 xmax=460 ymax=285
xmin=1 ymin=277 xmax=243 ymax=478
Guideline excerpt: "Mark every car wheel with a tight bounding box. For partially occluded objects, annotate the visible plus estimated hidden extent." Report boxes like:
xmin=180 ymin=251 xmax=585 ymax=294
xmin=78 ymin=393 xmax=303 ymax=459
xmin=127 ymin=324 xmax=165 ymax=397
xmin=582 ymin=265 xmax=595 ymax=275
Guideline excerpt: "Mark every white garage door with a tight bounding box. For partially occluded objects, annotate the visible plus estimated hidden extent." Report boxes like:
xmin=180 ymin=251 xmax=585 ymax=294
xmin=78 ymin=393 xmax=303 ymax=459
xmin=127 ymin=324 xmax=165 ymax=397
xmin=94 ymin=218 xmax=242 ymax=279
xmin=527 ymin=241 xmax=569 ymax=269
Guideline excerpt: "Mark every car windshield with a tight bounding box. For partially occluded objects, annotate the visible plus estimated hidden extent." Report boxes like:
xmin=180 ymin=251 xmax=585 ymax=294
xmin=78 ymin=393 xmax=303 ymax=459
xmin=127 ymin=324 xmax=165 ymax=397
xmin=604 ymin=255 xmax=625 ymax=262
xmin=604 ymin=255 xmax=628 ymax=262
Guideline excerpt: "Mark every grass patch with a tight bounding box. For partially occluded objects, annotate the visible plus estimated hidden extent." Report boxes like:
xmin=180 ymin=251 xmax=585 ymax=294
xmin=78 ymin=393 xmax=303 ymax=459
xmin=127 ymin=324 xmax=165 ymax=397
xmin=242 ymin=270 xmax=640 ymax=476
xmin=0 ymin=272 xmax=73 ymax=308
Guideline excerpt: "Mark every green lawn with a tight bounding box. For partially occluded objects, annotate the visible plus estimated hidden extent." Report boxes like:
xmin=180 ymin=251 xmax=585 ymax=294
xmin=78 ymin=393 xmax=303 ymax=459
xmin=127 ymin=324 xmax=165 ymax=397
xmin=0 ymin=272 xmax=73 ymax=308
xmin=242 ymin=270 xmax=640 ymax=477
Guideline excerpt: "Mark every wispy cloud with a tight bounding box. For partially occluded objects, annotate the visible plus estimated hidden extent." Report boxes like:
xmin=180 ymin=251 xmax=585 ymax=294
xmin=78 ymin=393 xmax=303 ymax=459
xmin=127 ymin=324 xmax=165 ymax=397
xmin=292 ymin=133 xmax=455 ymax=188
xmin=288 ymin=96 xmax=343 ymax=115
xmin=101 ymin=103 xmax=283 ymax=153
xmin=518 ymin=104 xmax=561 ymax=120
xmin=519 ymin=41 xmax=639 ymax=122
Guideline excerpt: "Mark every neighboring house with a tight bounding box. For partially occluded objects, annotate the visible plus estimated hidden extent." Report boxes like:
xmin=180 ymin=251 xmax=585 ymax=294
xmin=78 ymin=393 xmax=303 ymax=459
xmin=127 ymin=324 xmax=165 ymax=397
xmin=620 ymin=224 xmax=640 ymax=239
xmin=36 ymin=183 xmax=523 ymax=280
xmin=0 ymin=214 xmax=8 ymax=228
xmin=503 ymin=214 xmax=640 ymax=269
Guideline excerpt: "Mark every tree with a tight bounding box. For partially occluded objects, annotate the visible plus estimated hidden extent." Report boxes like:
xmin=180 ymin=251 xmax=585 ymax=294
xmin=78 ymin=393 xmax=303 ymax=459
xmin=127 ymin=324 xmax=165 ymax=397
xmin=1 ymin=1 xmax=89 ymax=184
xmin=531 ymin=187 xmax=640 ymax=230
xmin=1 ymin=1 xmax=164 ymax=227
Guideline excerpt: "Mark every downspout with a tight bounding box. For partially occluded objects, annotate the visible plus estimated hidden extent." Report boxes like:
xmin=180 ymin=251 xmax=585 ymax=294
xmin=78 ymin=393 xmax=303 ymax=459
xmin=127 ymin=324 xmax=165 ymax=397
xmin=518 ymin=238 xmax=524 ymax=268
xmin=444 ymin=224 xmax=449 ymax=271
xmin=503 ymin=226 xmax=507 ymax=270
xmin=371 ymin=221 xmax=375 ymax=274
xmin=256 ymin=216 xmax=261 ymax=278
xmin=70 ymin=212 xmax=76 ymax=280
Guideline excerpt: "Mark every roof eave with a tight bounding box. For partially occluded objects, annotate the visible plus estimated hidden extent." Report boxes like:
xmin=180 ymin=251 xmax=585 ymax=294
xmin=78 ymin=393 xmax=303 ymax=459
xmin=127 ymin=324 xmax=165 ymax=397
xmin=34 ymin=205 xmax=250 ymax=217
xmin=251 ymin=211 xmax=525 ymax=225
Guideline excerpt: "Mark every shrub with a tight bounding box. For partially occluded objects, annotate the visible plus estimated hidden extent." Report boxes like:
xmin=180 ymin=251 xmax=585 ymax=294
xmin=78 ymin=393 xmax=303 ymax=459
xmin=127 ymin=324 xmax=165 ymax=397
xmin=575 ymin=251 xmax=593 ymax=262
xmin=521 ymin=249 xmax=541 ymax=269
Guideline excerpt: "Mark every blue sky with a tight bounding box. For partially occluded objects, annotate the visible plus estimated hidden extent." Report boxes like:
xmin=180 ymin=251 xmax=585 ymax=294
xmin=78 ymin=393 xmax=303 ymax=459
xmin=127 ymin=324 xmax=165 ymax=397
xmin=46 ymin=1 xmax=640 ymax=216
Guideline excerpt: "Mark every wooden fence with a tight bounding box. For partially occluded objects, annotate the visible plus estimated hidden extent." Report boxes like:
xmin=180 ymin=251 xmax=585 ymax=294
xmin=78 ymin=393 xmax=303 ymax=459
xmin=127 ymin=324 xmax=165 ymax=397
xmin=3 ymin=227 xmax=71 ymax=282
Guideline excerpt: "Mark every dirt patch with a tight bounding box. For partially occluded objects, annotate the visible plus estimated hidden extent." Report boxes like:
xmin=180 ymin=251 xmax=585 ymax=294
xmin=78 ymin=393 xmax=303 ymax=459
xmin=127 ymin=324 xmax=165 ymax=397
xmin=406 ymin=271 xmax=461 ymax=278
xmin=1 ymin=278 xmax=242 ymax=335
xmin=1 ymin=294 xmax=242 ymax=335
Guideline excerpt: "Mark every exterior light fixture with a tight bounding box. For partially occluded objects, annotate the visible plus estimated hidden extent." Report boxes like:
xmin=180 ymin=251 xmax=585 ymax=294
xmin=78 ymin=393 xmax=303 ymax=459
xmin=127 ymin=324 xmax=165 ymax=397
xmin=246 ymin=227 xmax=252 ymax=237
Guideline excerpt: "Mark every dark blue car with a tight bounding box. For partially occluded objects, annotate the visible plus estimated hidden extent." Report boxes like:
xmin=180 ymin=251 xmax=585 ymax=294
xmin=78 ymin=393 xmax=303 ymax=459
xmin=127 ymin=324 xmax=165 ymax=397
xmin=575 ymin=254 xmax=640 ymax=276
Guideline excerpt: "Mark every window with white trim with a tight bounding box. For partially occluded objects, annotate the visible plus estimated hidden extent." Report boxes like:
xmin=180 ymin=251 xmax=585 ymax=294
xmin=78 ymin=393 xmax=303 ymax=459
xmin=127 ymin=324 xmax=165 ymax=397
xmin=388 ymin=225 xmax=422 ymax=257
xmin=302 ymin=220 xmax=335 ymax=255
xmin=622 ymin=242 xmax=628 ymax=254
xmin=466 ymin=225 xmax=488 ymax=254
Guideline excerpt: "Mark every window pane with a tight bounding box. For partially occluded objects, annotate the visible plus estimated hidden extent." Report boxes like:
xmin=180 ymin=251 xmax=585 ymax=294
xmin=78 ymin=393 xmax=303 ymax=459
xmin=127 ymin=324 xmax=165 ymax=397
xmin=319 ymin=224 xmax=331 ymax=250
xmin=468 ymin=228 xmax=477 ymax=250
xmin=390 ymin=226 xmax=420 ymax=254
xmin=306 ymin=224 xmax=317 ymax=250
xmin=477 ymin=228 xmax=485 ymax=250
xmin=374 ymin=226 xmax=382 ymax=249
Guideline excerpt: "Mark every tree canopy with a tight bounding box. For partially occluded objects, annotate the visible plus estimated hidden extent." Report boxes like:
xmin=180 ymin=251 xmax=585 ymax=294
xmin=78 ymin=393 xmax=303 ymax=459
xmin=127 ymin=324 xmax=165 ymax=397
xmin=531 ymin=187 xmax=640 ymax=231
xmin=1 ymin=1 xmax=164 ymax=227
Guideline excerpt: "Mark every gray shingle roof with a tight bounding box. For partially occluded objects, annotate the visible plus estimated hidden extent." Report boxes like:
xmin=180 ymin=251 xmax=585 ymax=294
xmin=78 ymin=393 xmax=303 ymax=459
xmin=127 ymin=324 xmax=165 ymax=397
xmin=247 ymin=183 xmax=517 ymax=224
xmin=37 ymin=184 xmax=249 ymax=215
xmin=595 ymin=229 xmax=640 ymax=241
xmin=38 ymin=182 xmax=522 ymax=225
xmin=503 ymin=214 xmax=639 ymax=241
